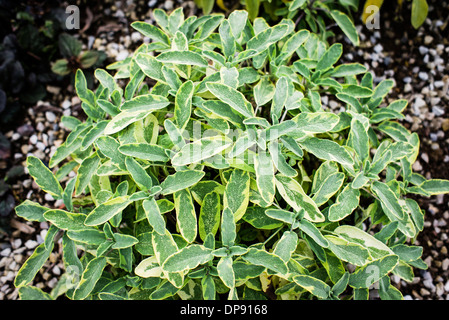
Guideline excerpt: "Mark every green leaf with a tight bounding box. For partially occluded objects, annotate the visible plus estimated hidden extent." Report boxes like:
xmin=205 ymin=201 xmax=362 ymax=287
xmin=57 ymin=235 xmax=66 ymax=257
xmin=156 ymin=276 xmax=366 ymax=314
xmin=152 ymin=230 xmax=184 ymax=288
xmin=276 ymin=29 xmax=309 ymax=64
xmin=112 ymin=233 xmax=138 ymax=249
xmin=228 ymin=10 xmax=248 ymax=39
xmin=66 ymin=229 xmax=107 ymax=245
xmin=247 ymin=23 xmax=289 ymax=53
xmin=349 ymin=255 xmax=399 ymax=289
xmin=119 ymin=143 xmax=169 ymax=162
xmin=243 ymin=248 xmax=288 ymax=275
xmin=371 ymin=181 xmax=406 ymax=221
xmin=329 ymin=10 xmax=359 ymax=46
xmin=291 ymin=112 xmax=339 ymax=135
xmin=268 ymin=141 xmax=297 ymax=177
xmin=74 ymin=70 xmax=100 ymax=120
xmin=348 ymin=118 xmax=370 ymax=163
xmin=157 ymin=50 xmax=208 ymax=67
xmin=73 ymin=257 xmax=107 ymax=300
xmin=340 ymin=85 xmax=373 ymax=98
xmin=125 ymin=156 xmax=153 ymax=191
xmin=18 ymin=286 xmax=53 ymax=300
xmin=330 ymin=63 xmax=367 ymax=78
xmin=14 ymin=242 xmax=54 ymax=287
xmin=335 ymin=225 xmax=394 ymax=259
xmin=253 ymin=77 xmax=275 ymax=107
xmin=131 ymin=21 xmax=170 ymax=45
xmin=254 ymin=151 xmax=276 ymax=205
xmin=417 ymin=179 xmax=449 ymax=195
xmin=84 ymin=196 xmax=131 ymax=226
xmin=75 ymin=152 xmax=100 ymax=196
xmin=27 ymin=156 xmax=63 ymax=199
xmin=273 ymin=231 xmax=298 ymax=263
xmin=94 ymin=69 xmax=117 ymax=93
xmin=163 ymin=245 xmax=213 ymax=272
xmin=299 ymin=137 xmax=354 ymax=167
xmin=221 ymin=207 xmax=236 ymax=247
xmin=312 ymin=172 xmax=345 ymax=206
xmin=174 ymin=189 xmax=197 ymax=243
xmin=265 ymin=208 xmax=297 ymax=225
xmin=292 ymin=275 xmax=331 ymax=299
xmin=171 ymin=136 xmax=232 ymax=166
xmin=325 ymin=235 xmax=371 ymax=266
xmin=15 ymin=200 xmax=48 ymax=223
xmin=289 ymin=0 xmax=307 ymax=11
xmin=198 ymin=191 xmax=221 ymax=241
xmin=316 ymin=43 xmax=343 ymax=72
xmin=43 ymin=210 xmax=87 ymax=231
xmin=223 ymin=169 xmax=250 ymax=222
xmin=297 ymin=219 xmax=329 ymax=248
xmin=275 ymin=175 xmax=325 ymax=223
xmin=271 ymin=77 xmax=288 ymax=119
xmin=217 ymin=256 xmax=235 ymax=289
xmin=328 ymin=185 xmax=360 ymax=222
xmin=411 ymin=0 xmax=428 ymax=29
xmin=206 ymin=82 xmax=254 ymax=118
xmin=391 ymin=244 xmax=423 ymax=263
xmin=219 ymin=19 xmax=236 ymax=59
xmin=160 ymin=170 xmax=205 ymax=195
xmin=174 ymin=80 xmax=194 ymax=130
xmin=243 ymin=206 xmax=283 ymax=230
xmin=134 ymin=53 xmax=166 ymax=83
xmin=135 ymin=256 xmax=162 ymax=278
xmin=143 ymin=197 xmax=166 ymax=235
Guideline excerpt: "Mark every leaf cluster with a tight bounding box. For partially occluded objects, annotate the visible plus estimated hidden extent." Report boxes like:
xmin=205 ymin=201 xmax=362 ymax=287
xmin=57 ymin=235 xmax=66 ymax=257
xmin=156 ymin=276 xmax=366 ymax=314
xmin=15 ymin=8 xmax=449 ymax=301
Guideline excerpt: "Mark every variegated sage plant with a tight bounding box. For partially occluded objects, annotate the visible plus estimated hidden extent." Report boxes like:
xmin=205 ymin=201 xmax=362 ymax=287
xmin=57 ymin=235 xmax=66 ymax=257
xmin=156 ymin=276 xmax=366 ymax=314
xmin=15 ymin=8 xmax=449 ymax=300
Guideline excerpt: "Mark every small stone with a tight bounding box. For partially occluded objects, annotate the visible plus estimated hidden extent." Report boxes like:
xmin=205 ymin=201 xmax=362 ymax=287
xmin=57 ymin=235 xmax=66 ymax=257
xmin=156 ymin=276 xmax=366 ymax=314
xmin=419 ymin=72 xmax=429 ymax=81
xmin=12 ymin=239 xmax=22 ymax=249
xmin=419 ymin=46 xmax=429 ymax=55
xmin=36 ymin=142 xmax=46 ymax=151
xmin=29 ymin=134 xmax=38 ymax=145
xmin=421 ymin=153 xmax=429 ymax=163
xmin=437 ymin=283 xmax=445 ymax=296
xmin=44 ymin=194 xmax=55 ymax=202
xmin=61 ymin=100 xmax=71 ymax=109
xmin=412 ymin=160 xmax=423 ymax=171
xmin=36 ymin=122 xmax=45 ymax=132
xmin=11 ymin=133 xmax=21 ymax=141
xmin=435 ymin=80 xmax=445 ymax=88
xmin=432 ymin=106 xmax=445 ymax=116
xmin=164 ymin=0 xmax=174 ymax=10
xmin=424 ymin=35 xmax=433 ymax=45
xmin=373 ymin=44 xmax=383 ymax=53
xmin=420 ymin=288 xmax=431 ymax=296
xmin=0 ymin=248 xmax=11 ymax=257
xmin=116 ymin=50 xmax=129 ymax=61
xmin=24 ymin=240 xmax=38 ymax=250
xmin=414 ymin=97 xmax=426 ymax=109
xmin=442 ymin=259 xmax=449 ymax=271
xmin=45 ymin=111 xmax=56 ymax=123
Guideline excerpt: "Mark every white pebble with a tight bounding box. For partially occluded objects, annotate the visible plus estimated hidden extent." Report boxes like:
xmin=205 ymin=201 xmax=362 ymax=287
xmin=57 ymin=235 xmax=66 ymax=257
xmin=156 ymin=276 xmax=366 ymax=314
xmin=29 ymin=134 xmax=38 ymax=145
xmin=36 ymin=142 xmax=46 ymax=151
xmin=419 ymin=46 xmax=429 ymax=55
xmin=418 ymin=72 xmax=429 ymax=81
xmin=61 ymin=100 xmax=71 ymax=109
xmin=0 ymin=248 xmax=11 ymax=257
xmin=373 ymin=44 xmax=383 ymax=53
xmin=24 ymin=240 xmax=38 ymax=250
xmin=36 ymin=122 xmax=45 ymax=132
xmin=45 ymin=111 xmax=56 ymax=123
xmin=44 ymin=194 xmax=55 ymax=202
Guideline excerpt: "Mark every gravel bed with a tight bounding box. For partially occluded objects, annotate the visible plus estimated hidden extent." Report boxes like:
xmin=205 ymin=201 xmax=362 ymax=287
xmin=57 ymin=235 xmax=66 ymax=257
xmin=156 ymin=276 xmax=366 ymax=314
xmin=1 ymin=0 xmax=448 ymax=300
